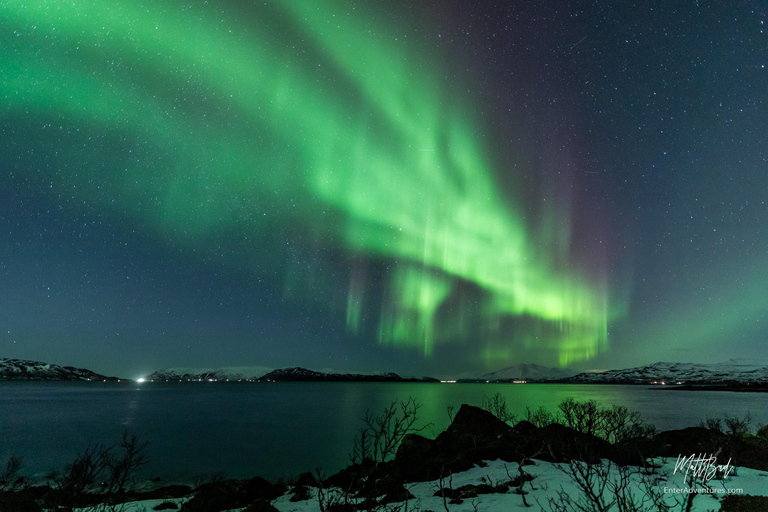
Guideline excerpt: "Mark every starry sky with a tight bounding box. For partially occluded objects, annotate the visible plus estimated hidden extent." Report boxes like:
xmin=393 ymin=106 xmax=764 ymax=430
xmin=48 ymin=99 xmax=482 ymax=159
xmin=1 ymin=1 xmax=766 ymax=378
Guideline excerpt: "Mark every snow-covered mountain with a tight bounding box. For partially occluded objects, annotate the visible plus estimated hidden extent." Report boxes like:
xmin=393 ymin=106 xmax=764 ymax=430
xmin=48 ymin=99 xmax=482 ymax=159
xmin=0 ymin=358 xmax=117 ymax=381
xmin=477 ymin=363 xmax=578 ymax=382
xmin=564 ymin=360 xmax=768 ymax=384
xmin=147 ymin=366 xmax=273 ymax=381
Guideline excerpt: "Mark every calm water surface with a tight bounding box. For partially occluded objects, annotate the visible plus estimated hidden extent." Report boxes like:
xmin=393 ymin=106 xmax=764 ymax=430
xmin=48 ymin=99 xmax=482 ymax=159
xmin=1 ymin=382 xmax=766 ymax=482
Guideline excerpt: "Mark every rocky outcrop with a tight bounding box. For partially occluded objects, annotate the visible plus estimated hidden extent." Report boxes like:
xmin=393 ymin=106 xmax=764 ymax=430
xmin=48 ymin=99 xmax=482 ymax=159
xmin=393 ymin=405 xmax=612 ymax=482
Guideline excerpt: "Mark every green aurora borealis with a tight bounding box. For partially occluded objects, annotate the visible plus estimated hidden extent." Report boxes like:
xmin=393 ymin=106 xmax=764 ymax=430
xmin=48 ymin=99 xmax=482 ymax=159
xmin=3 ymin=1 xmax=766 ymax=375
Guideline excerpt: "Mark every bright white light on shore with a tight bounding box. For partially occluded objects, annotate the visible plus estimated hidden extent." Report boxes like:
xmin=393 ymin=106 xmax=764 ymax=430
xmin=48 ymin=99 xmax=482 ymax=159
xmin=137 ymin=378 xmax=146 ymax=383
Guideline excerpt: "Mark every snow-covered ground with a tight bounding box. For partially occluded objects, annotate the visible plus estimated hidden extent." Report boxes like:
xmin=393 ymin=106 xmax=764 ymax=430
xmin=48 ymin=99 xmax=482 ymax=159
xmin=84 ymin=457 xmax=768 ymax=512
xmin=272 ymin=458 xmax=768 ymax=512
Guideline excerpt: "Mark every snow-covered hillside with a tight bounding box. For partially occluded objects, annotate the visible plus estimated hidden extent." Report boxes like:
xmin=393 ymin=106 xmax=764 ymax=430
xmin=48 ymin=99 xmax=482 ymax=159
xmin=565 ymin=360 xmax=768 ymax=384
xmin=480 ymin=363 xmax=578 ymax=382
xmin=0 ymin=358 xmax=116 ymax=381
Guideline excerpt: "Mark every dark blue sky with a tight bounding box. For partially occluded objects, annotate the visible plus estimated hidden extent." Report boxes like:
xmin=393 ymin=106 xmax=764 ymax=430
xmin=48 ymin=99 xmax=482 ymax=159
xmin=1 ymin=1 xmax=766 ymax=378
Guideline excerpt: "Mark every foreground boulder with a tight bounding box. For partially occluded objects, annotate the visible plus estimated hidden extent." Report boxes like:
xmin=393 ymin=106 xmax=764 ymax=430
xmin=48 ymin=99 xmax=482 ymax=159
xmin=510 ymin=420 xmax=611 ymax=464
xmin=394 ymin=406 xmax=515 ymax=481
xmin=394 ymin=405 xmax=611 ymax=481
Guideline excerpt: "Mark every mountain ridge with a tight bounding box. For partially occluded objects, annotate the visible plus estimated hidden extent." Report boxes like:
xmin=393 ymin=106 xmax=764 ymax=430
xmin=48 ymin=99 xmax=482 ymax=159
xmin=562 ymin=361 xmax=768 ymax=384
xmin=0 ymin=358 xmax=119 ymax=381
xmin=476 ymin=363 xmax=578 ymax=382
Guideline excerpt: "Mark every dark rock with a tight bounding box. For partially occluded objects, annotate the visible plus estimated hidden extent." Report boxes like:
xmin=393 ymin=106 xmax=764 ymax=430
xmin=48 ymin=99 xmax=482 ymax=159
xmin=733 ymin=436 xmax=768 ymax=472
xmin=433 ymin=482 xmax=509 ymax=501
xmin=396 ymin=405 xmax=522 ymax=482
xmin=394 ymin=435 xmax=439 ymax=481
xmin=181 ymin=477 xmax=285 ymax=512
xmin=654 ymin=427 xmax=729 ymax=457
xmin=433 ymin=405 xmax=520 ymax=465
xmin=509 ymin=472 xmax=533 ymax=488
xmin=181 ymin=480 xmax=242 ymax=512
xmin=0 ymin=493 xmax=42 ymax=512
xmin=153 ymin=502 xmax=179 ymax=511
xmin=241 ymin=476 xmax=286 ymax=501
xmin=242 ymin=499 xmax=279 ymax=512
xmin=526 ymin=423 xmax=610 ymax=463
xmin=720 ymin=494 xmax=768 ymax=511
xmin=612 ymin=436 xmax=660 ymax=466
xmin=444 ymin=405 xmax=513 ymax=440
xmin=290 ymin=472 xmax=317 ymax=487
xmin=135 ymin=485 xmax=193 ymax=501
xmin=378 ymin=486 xmax=415 ymax=506
xmin=14 ymin=485 xmax=53 ymax=502
xmin=506 ymin=419 xmax=613 ymax=463
xmin=641 ymin=427 xmax=768 ymax=472
xmin=289 ymin=486 xmax=311 ymax=502
xmin=360 ymin=470 xmax=404 ymax=498
xmin=394 ymin=404 xmax=615 ymax=482
xmin=325 ymin=459 xmax=375 ymax=492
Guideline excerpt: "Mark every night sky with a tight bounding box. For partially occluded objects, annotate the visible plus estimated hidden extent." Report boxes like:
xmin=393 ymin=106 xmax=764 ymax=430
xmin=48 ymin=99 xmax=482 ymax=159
xmin=1 ymin=1 xmax=766 ymax=378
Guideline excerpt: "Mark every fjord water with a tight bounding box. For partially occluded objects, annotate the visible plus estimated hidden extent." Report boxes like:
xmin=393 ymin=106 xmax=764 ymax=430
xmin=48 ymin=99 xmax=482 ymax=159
xmin=2 ymin=382 xmax=767 ymax=482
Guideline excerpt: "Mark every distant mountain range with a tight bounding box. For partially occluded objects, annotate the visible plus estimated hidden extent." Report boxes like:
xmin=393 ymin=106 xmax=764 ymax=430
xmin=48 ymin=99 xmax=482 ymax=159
xmin=148 ymin=366 xmax=438 ymax=383
xmin=6 ymin=357 xmax=768 ymax=386
xmin=0 ymin=358 xmax=119 ymax=381
xmin=467 ymin=363 xmax=578 ymax=382
xmin=146 ymin=366 xmax=273 ymax=382
xmin=561 ymin=360 xmax=768 ymax=385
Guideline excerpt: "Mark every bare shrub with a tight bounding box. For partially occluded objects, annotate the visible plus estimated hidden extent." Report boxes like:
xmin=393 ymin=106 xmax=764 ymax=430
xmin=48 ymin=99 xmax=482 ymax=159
xmin=558 ymin=398 xmax=602 ymax=437
xmin=699 ymin=417 xmax=724 ymax=433
xmin=52 ymin=442 xmax=114 ymax=493
xmin=107 ymin=432 xmax=150 ymax=493
xmin=699 ymin=414 xmax=751 ymax=436
xmin=553 ymin=398 xmax=655 ymax=443
xmin=315 ymin=468 xmax=353 ymax=512
xmin=0 ymin=455 xmax=24 ymax=491
xmin=524 ymin=406 xmax=555 ymax=427
xmin=724 ymin=414 xmax=751 ymax=436
xmin=601 ymin=404 xmax=656 ymax=443
xmin=480 ymin=393 xmax=516 ymax=424
xmin=350 ymin=397 xmax=429 ymax=464
xmin=49 ymin=431 xmax=149 ymax=500
xmin=540 ymin=458 xmax=685 ymax=512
